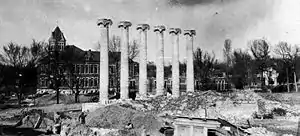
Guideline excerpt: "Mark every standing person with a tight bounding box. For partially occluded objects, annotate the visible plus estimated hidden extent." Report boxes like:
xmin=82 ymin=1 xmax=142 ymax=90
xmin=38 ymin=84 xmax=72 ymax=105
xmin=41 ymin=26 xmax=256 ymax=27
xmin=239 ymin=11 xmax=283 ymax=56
xmin=78 ymin=112 xmax=87 ymax=124
xmin=54 ymin=112 xmax=61 ymax=124
xmin=53 ymin=112 xmax=62 ymax=134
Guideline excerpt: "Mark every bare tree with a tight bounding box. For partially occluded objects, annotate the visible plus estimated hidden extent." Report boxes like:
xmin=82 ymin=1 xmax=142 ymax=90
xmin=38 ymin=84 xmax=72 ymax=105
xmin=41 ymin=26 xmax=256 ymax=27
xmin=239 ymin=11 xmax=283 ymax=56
xmin=0 ymin=42 xmax=40 ymax=105
xmin=0 ymin=42 xmax=31 ymax=67
xmin=60 ymin=48 xmax=85 ymax=103
xmin=223 ymin=39 xmax=232 ymax=68
xmin=96 ymin=35 xmax=139 ymax=61
xmin=223 ymin=39 xmax=233 ymax=83
xmin=194 ymin=47 xmax=217 ymax=90
xmin=249 ymin=38 xmax=270 ymax=89
xmin=232 ymin=49 xmax=253 ymax=89
xmin=274 ymin=42 xmax=300 ymax=92
xmin=129 ymin=40 xmax=139 ymax=61
xmin=28 ymin=39 xmax=47 ymax=67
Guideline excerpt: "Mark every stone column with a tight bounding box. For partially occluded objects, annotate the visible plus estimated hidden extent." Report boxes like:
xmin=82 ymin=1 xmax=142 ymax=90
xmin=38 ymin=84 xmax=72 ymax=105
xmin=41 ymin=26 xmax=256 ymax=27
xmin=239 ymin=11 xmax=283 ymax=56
xmin=169 ymin=28 xmax=181 ymax=98
xmin=97 ymin=18 xmax=112 ymax=104
xmin=154 ymin=25 xmax=166 ymax=96
xmin=174 ymin=124 xmax=178 ymax=136
xmin=189 ymin=126 xmax=194 ymax=136
xmin=118 ymin=21 xmax=132 ymax=100
xmin=184 ymin=30 xmax=196 ymax=93
xmin=137 ymin=24 xmax=150 ymax=99
xmin=203 ymin=127 xmax=208 ymax=136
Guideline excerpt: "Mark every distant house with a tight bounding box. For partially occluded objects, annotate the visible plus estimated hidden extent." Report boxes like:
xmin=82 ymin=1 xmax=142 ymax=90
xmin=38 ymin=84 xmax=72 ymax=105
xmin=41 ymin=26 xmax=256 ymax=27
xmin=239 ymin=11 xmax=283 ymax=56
xmin=249 ymin=67 xmax=279 ymax=89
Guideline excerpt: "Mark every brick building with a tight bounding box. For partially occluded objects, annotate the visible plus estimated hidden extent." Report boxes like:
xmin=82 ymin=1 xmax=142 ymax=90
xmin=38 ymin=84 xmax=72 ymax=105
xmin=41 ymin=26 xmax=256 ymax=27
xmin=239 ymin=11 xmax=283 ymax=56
xmin=37 ymin=26 xmax=138 ymax=95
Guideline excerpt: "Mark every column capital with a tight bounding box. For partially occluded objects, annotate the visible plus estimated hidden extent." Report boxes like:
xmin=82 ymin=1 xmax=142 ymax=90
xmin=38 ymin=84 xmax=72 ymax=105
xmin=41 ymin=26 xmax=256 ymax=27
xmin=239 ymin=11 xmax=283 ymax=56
xmin=169 ymin=28 xmax=181 ymax=35
xmin=118 ymin=21 xmax=132 ymax=29
xmin=184 ymin=30 xmax=196 ymax=36
xmin=154 ymin=25 xmax=166 ymax=33
xmin=136 ymin=24 xmax=150 ymax=31
xmin=97 ymin=18 xmax=113 ymax=27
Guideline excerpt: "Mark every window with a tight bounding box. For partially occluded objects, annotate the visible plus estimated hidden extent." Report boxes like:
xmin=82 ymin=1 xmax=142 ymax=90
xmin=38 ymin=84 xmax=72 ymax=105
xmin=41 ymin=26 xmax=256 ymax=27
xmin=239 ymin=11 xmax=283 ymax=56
xmin=40 ymin=78 xmax=44 ymax=87
xmin=84 ymin=78 xmax=88 ymax=87
xmin=109 ymin=79 xmax=114 ymax=87
xmin=94 ymin=65 xmax=98 ymax=73
xmin=129 ymin=81 xmax=136 ymax=89
xmin=89 ymin=78 xmax=93 ymax=86
xmin=90 ymin=64 xmax=93 ymax=74
xmin=85 ymin=65 xmax=88 ymax=73
xmin=80 ymin=78 xmax=84 ymax=86
xmin=180 ymin=78 xmax=186 ymax=84
xmin=110 ymin=65 xmax=116 ymax=74
xmin=81 ymin=65 xmax=84 ymax=73
xmin=94 ymin=78 xmax=98 ymax=86
xmin=76 ymin=65 xmax=80 ymax=73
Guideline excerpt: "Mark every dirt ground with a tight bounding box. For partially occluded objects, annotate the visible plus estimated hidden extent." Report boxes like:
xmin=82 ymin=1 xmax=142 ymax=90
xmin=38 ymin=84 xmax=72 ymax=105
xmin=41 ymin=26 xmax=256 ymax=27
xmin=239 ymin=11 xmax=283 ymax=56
xmin=0 ymin=126 xmax=47 ymax=136
xmin=1 ymin=90 xmax=300 ymax=136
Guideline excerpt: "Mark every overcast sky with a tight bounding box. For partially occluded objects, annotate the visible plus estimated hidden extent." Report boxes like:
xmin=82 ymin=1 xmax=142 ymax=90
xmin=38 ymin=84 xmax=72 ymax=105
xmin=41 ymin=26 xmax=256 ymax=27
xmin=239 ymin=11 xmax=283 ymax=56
xmin=0 ymin=0 xmax=300 ymax=62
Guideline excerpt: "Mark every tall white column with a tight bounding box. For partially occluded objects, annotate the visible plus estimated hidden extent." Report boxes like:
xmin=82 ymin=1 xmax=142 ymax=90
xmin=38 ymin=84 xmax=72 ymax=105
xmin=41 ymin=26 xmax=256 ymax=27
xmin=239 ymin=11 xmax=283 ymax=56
xmin=169 ymin=28 xmax=181 ymax=98
xmin=118 ymin=21 xmax=132 ymax=100
xmin=137 ymin=24 xmax=150 ymax=99
xmin=97 ymin=18 xmax=112 ymax=104
xmin=154 ymin=25 xmax=166 ymax=96
xmin=184 ymin=30 xmax=196 ymax=93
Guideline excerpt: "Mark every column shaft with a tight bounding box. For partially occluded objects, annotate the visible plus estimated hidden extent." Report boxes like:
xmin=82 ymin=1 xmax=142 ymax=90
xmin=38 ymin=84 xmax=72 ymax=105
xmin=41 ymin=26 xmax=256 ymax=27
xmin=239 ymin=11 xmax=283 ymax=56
xmin=172 ymin=33 xmax=180 ymax=97
xmin=139 ymin=30 xmax=148 ymax=98
xmin=120 ymin=28 xmax=129 ymax=99
xmin=156 ymin=31 xmax=164 ymax=96
xmin=99 ymin=26 xmax=109 ymax=103
xmin=186 ymin=35 xmax=194 ymax=92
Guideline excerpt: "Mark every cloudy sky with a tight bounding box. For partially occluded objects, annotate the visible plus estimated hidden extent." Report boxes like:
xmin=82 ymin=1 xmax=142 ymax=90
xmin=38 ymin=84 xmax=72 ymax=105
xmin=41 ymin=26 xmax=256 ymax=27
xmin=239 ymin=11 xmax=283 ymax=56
xmin=0 ymin=0 xmax=300 ymax=62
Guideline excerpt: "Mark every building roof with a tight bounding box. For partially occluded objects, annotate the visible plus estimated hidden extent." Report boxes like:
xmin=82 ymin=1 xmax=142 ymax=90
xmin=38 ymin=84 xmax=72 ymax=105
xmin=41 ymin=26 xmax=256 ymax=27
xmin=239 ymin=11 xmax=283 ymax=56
xmin=44 ymin=26 xmax=137 ymax=65
xmin=49 ymin=26 xmax=66 ymax=42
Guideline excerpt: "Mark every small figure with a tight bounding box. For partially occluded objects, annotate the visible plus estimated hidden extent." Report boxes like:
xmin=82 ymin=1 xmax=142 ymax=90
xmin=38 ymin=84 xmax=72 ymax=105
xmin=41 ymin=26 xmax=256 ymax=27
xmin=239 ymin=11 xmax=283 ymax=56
xmin=53 ymin=112 xmax=62 ymax=134
xmin=125 ymin=122 xmax=133 ymax=129
xmin=78 ymin=112 xmax=87 ymax=124
xmin=54 ymin=112 xmax=61 ymax=124
xmin=45 ymin=126 xmax=52 ymax=135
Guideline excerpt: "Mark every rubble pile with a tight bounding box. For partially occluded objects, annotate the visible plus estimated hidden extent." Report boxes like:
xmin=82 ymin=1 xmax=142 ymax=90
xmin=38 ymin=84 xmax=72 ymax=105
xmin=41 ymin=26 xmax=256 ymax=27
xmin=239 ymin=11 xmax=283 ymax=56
xmin=137 ymin=91 xmax=231 ymax=114
xmin=66 ymin=124 xmax=94 ymax=136
xmin=246 ymin=127 xmax=277 ymax=136
xmin=86 ymin=104 xmax=164 ymax=136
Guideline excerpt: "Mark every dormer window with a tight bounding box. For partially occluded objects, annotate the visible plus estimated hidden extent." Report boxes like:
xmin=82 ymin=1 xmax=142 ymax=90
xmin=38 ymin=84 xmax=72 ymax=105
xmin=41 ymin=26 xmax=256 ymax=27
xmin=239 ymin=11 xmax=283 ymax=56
xmin=85 ymin=50 xmax=92 ymax=61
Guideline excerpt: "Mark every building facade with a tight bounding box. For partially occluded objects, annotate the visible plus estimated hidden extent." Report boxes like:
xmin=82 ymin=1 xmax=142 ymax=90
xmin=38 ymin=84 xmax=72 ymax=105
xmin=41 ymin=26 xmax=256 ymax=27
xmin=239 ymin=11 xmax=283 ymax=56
xmin=37 ymin=26 xmax=138 ymax=95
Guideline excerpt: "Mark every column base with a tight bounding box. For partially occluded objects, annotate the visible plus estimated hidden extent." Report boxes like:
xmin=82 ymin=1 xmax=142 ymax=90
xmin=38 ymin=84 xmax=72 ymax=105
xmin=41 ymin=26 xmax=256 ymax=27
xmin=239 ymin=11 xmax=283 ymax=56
xmin=135 ymin=94 xmax=148 ymax=100
xmin=99 ymin=99 xmax=109 ymax=105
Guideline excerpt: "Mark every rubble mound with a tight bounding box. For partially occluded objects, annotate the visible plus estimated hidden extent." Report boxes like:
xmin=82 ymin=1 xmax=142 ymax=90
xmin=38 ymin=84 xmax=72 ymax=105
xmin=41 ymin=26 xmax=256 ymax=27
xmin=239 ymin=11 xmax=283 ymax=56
xmin=246 ymin=127 xmax=277 ymax=136
xmin=86 ymin=104 xmax=163 ymax=136
xmin=67 ymin=124 xmax=94 ymax=136
xmin=129 ymin=90 xmax=248 ymax=119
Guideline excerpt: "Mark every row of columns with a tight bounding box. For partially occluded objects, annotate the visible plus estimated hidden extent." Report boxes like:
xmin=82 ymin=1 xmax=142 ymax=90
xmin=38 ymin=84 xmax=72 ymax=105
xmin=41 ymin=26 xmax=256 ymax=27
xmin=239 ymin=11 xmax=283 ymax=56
xmin=97 ymin=18 xmax=196 ymax=104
